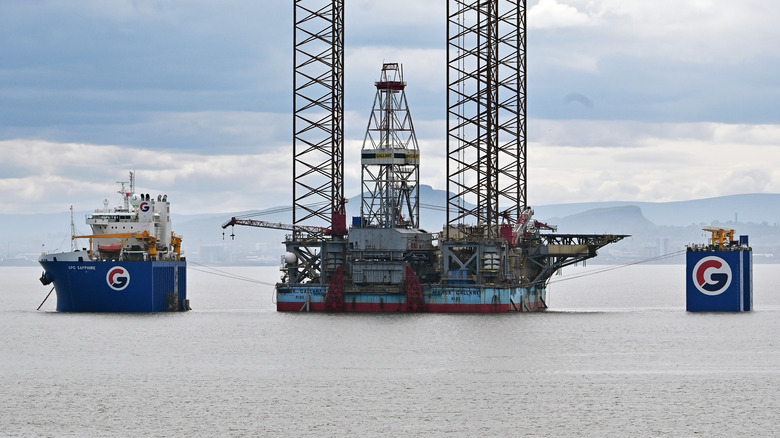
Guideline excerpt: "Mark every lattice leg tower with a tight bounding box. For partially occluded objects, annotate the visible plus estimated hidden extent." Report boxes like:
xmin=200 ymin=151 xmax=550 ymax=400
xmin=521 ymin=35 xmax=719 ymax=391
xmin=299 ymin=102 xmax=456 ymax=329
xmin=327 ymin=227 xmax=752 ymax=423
xmin=446 ymin=0 xmax=526 ymax=237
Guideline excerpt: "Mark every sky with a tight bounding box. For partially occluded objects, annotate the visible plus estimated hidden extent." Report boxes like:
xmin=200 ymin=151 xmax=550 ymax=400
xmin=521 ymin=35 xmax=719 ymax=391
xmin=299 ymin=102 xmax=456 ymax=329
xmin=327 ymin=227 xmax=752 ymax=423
xmin=2 ymin=0 xmax=780 ymax=215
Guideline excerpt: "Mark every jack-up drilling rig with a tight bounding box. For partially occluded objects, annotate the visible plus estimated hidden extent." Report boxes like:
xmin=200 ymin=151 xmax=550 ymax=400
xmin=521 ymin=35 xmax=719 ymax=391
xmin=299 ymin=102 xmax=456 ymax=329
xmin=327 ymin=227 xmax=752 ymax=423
xmin=223 ymin=1 xmax=627 ymax=312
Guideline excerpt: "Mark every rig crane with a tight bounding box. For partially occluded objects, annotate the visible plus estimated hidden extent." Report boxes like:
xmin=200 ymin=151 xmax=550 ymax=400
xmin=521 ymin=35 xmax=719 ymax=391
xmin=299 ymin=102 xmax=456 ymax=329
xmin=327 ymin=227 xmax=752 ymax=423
xmin=221 ymin=217 xmax=331 ymax=239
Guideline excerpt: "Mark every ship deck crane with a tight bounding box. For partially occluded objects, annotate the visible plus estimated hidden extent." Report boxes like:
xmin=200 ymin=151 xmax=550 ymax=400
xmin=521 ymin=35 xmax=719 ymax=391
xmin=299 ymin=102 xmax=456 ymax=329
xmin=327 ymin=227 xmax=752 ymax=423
xmin=71 ymin=231 xmax=182 ymax=260
xmin=702 ymin=226 xmax=735 ymax=250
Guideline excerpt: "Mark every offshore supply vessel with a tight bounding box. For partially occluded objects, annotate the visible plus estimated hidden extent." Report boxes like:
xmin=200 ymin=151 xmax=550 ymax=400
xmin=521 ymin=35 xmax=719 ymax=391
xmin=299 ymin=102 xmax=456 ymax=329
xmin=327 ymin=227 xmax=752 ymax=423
xmin=224 ymin=62 xmax=627 ymax=313
xmin=38 ymin=172 xmax=188 ymax=312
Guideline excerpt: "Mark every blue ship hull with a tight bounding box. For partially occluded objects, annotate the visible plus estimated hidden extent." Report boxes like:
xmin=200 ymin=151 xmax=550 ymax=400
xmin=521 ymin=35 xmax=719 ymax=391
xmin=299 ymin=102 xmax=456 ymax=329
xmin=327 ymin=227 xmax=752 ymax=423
xmin=39 ymin=259 xmax=188 ymax=312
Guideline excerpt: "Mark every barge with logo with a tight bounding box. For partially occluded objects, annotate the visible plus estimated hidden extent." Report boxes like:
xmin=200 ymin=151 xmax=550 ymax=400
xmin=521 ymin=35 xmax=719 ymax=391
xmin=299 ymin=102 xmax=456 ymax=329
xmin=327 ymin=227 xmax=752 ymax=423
xmin=38 ymin=171 xmax=188 ymax=312
xmin=686 ymin=226 xmax=752 ymax=312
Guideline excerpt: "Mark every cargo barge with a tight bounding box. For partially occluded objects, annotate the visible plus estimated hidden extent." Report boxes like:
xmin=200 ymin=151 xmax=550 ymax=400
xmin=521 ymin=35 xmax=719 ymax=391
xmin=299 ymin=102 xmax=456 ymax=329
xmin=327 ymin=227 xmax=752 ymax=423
xmin=686 ymin=227 xmax=752 ymax=312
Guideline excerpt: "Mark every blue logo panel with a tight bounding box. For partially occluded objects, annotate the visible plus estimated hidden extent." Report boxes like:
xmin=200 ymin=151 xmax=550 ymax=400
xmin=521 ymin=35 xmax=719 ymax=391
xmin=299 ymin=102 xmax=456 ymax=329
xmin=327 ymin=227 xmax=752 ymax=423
xmin=686 ymin=251 xmax=750 ymax=312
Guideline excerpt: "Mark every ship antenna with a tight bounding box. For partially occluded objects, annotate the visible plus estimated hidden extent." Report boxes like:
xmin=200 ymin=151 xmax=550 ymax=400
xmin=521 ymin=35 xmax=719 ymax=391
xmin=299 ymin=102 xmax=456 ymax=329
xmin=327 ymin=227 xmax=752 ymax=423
xmin=70 ymin=205 xmax=77 ymax=251
xmin=127 ymin=170 xmax=135 ymax=211
xmin=117 ymin=170 xmax=134 ymax=211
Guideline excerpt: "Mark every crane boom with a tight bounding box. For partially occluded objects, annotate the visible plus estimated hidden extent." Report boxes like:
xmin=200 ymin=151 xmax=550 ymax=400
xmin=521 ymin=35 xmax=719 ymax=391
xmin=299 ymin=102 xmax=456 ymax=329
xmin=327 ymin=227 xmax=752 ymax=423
xmin=221 ymin=217 xmax=330 ymax=235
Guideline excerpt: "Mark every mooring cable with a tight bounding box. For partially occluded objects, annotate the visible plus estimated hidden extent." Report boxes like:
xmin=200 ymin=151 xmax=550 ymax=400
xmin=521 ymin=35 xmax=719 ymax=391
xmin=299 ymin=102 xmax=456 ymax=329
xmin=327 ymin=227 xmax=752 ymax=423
xmin=37 ymin=286 xmax=55 ymax=311
xmin=188 ymin=262 xmax=276 ymax=286
xmin=548 ymin=249 xmax=688 ymax=284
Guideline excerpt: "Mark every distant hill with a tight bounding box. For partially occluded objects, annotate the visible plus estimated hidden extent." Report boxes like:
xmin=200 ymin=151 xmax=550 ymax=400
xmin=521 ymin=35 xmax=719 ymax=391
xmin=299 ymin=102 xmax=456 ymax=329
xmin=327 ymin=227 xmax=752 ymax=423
xmin=3 ymin=189 xmax=780 ymax=265
xmin=546 ymin=205 xmax=655 ymax=235
xmin=534 ymin=194 xmax=780 ymax=227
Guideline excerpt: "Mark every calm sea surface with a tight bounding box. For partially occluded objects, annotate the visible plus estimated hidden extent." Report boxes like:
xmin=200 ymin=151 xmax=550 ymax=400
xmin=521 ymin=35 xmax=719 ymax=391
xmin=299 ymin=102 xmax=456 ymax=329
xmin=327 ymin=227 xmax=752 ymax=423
xmin=1 ymin=264 xmax=778 ymax=437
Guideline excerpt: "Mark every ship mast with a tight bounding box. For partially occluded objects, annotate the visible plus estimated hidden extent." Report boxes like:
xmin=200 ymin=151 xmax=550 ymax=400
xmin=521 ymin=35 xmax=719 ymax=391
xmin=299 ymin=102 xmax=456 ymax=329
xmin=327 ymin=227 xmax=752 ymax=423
xmin=118 ymin=170 xmax=135 ymax=211
xmin=70 ymin=205 xmax=76 ymax=251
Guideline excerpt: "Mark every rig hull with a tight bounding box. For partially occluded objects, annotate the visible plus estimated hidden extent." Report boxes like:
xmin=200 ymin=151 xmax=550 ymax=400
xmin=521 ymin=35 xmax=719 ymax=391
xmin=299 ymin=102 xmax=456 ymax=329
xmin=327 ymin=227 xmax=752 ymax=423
xmin=39 ymin=257 xmax=187 ymax=312
xmin=276 ymin=284 xmax=547 ymax=313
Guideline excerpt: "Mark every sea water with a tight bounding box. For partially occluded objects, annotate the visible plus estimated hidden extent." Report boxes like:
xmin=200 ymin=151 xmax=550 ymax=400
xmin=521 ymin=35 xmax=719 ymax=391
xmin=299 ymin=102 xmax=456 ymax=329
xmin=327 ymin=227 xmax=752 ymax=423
xmin=1 ymin=264 xmax=778 ymax=437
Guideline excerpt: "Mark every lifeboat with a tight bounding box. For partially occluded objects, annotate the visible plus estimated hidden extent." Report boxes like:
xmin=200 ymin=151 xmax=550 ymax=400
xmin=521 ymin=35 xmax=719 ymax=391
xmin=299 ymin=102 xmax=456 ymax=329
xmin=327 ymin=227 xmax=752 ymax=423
xmin=97 ymin=243 xmax=122 ymax=254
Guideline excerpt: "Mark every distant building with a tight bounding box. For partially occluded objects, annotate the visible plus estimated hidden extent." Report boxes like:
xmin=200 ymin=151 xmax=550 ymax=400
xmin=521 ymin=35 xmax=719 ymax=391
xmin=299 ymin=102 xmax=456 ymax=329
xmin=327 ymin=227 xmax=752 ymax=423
xmin=198 ymin=244 xmax=228 ymax=263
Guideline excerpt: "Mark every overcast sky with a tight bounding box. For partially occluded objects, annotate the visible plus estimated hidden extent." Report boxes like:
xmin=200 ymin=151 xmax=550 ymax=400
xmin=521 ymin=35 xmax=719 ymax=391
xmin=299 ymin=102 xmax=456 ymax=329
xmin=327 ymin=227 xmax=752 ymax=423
xmin=2 ymin=0 xmax=779 ymax=214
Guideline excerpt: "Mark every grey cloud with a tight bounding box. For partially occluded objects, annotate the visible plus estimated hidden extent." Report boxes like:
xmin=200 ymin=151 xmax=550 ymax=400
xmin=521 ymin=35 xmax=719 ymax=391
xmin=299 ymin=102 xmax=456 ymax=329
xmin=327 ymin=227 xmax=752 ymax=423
xmin=2 ymin=0 xmax=780 ymax=214
xmin=4 ymin=0 xmax=779 ymax=154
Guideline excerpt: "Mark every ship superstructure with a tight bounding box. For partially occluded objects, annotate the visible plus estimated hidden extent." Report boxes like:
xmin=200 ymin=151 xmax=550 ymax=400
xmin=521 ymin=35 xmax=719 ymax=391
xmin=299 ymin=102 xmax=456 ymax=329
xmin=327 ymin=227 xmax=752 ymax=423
xmin=75 ymin=171 xmax=182 ymax=262
xmin=38 ymin=171 xmax=187 ymax=312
